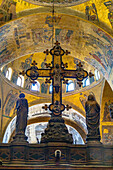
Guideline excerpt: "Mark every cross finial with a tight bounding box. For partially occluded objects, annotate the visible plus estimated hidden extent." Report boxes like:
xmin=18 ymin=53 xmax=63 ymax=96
xmin=42 ymin=104 xmax=48 ymax=110
xmin=66 ymin=104 xmax=72 ymax=111
xmin=44 ymin=49 xmax=49 ymax=55
xmin=63 ymin=79 xmax=68 ymax=84
xmin=19 ymin=70 xmax=25 ymax=76
xmin=88 ymin=71 xmax=94 ymax=78
xmin=77 ymin=81 xmax=83 ymax=87
xmin=77 ymin=62 xmax=83 ymax=68
xmin=65 ymin=50 xmax=70 ymax=55
xmin=31 ymin=60 xmax=37 ymax=66
xmin=45 ymin=63 xmax=51 ymax=68
xmin=62 ymin=62 xmax=68 ymax=68
xmin=55 ymin=41 xmax=60 ymax=46
xmin=45 ymin=78 xmax=51 ymax=84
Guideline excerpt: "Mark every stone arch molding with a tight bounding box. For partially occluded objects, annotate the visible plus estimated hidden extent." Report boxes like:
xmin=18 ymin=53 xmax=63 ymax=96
xmin=0 ymin=13 xmax=113 ymax=89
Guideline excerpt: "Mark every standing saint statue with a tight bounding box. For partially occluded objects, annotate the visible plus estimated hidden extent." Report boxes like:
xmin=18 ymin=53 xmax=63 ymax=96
xmin=16 ymin=93 xmax=28 ymax=135
xmin=85 ymin=94 xmax=101 ymax=142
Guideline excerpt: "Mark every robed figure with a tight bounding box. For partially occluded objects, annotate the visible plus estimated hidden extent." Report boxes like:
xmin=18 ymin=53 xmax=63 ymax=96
xmin=85 ymin=94 xmax=101 ymax=142
xmin=16 ymin=93 xmax=28 ymax=135
xmin=12 ymin=93 xmax=28 ymax=143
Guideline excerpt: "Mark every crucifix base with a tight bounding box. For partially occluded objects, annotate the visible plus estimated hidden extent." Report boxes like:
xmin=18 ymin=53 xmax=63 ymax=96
xmin=11 ymin=133 xmax=28 ymax=144
xmin=41 ymin=116 xmax=73 ymax=144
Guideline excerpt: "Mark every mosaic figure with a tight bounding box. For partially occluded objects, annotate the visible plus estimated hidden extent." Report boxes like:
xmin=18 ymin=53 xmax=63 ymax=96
xmin=104 ymin=1 xmax=113 ymax=27
xmin=11 ymin=70 xmax=18 ymax=84
xmin=45 ymin=15 xmax=61 ymax=27
xmin=85 ymin=3 xmax=98 ymax=21
xmin=3 ymin=90 xmax=18 ymax=116
xmin=41 ymin=58 xmax=47 ymax=69
xmin=20 ymin=54 xmax=33 ymax=70
xmin=102 ymin=126 xmax=113 ymax=145
xmin=24 ymin=77 xmax=31 ymax=90
xmin=103 ymin=102 xmax=111 ymax=122
xmin=41 ymin=83 xmax=48 ymax=94
xmin=0 ymin=0 xmax=17 ymax=25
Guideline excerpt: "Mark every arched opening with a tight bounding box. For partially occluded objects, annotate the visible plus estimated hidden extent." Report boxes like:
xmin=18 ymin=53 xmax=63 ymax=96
xmin=95 ymin=69 xmax=100 ymax=81
xmin=31 ymin=81 xmax=40 ymax=92
xmin=49 ymin=84 xmax=53 ymax=94
xmin=83 ymin=78 xmax=90 ymax=87
xmin=17 ymin=75 xmax=24 ymax=87
xmin=66 ymin=80 xmax=74 ymax=92
xmin=5 ymin=67 xmax=12 ymax=80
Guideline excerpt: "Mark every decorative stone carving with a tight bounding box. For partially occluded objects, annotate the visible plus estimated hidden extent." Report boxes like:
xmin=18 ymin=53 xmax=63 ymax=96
xmin=41 ymin=117 xmax=73 ymax=144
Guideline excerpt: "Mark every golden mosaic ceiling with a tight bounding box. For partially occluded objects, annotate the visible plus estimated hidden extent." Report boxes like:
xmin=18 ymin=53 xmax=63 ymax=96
xmin=0 ymin=0 xmax=113 ymax=89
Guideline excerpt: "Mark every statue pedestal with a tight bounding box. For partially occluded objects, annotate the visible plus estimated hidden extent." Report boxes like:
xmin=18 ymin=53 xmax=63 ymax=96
xmin=86 ymin=140 xmax=103 ymax=165
xmin=10 ymin=133 xmax=28 ymax=163
xmin=41 ymin=117 xmax=73 ymax=144
xmin=86 ymin=135 xmax=101 ymax=143
xmin=12 ymin=133 xmax=28 ymax=144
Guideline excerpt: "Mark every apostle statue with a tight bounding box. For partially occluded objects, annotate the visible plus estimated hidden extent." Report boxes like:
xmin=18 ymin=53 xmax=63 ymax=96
xmin=15 ymin=93 xmax=28 ymax=135
xmin=85 ymin=94 xmax=101 ymax=142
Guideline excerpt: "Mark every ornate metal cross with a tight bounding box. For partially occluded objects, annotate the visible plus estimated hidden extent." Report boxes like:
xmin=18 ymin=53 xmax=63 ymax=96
xmin=20 ymin=41 xmax=93 ymax=117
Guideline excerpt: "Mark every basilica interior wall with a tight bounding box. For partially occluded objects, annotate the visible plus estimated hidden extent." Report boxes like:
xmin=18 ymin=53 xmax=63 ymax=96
xmin=0 ymin=0 xmax=113 ymax=144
